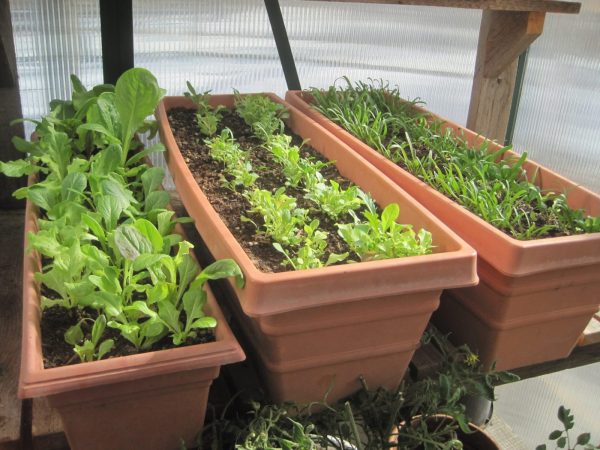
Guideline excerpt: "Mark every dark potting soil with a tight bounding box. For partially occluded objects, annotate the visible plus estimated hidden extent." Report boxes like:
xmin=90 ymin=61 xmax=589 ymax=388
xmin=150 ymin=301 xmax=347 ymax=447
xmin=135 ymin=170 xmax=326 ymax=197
xmin=41 ymin=303 xmax=215 ymax=368
xmin=167 ymin=107 xmax=358 ymax=273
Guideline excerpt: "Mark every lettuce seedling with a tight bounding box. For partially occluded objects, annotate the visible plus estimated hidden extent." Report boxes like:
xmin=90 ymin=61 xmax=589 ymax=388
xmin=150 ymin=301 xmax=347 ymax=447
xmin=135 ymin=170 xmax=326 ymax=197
xmin=235 ymin=91 xmax=289 ymax=140
xmin=184 ymin=82 xmax=225 ymax=137
xmin=64 ymin=315 xmax=115 ymax=362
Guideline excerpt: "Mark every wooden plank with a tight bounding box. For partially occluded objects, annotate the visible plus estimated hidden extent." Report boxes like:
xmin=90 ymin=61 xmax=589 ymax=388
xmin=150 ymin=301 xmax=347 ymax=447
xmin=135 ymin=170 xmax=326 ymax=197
xmin=0 ymin=210 xmax=25 ymax=446
xmin=308 ymin=0 xmax=580 ymax=14
xmin=466 ymin=10 xmax=543 ymax=142
xmin=578 ymin=310 xmax=600 ymax=346
xmin=510 ymin=341 xmax=600 ymax=381
xmin=481 ymin=11 xmax=544 ymax=78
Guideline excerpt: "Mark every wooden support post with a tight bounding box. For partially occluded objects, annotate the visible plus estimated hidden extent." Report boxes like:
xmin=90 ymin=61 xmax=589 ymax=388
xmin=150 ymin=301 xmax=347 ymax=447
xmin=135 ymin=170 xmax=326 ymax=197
xmin=0 ymin=0 xmax=26 ymax=209
xmin=466 ymin=10 xmax=545 ymax=142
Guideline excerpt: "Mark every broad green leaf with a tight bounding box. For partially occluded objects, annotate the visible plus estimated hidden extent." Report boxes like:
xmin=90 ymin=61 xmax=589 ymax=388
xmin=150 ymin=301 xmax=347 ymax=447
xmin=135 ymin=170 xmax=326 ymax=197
xmin=193 ymin=259 xmax=243 ymax=289
xmin=0 ymin=159 xmax=39 ymax=177
xmin=190 ymin=317 xmax=217 ymax=329
xmin=134 ymin=218 xmax=163 ymax=252
xmin=141 ymin=166 xmax=165 ymax=197
xmin=156 ymin=210 xmax=175 ymax=236
xmin=182 ymin=286 xmax=207 ymax=322
xmin=97 ymin=339 xmax=114 ymax=359
xmin=64 ymin=323 xmax=84 ymax=346
xmin=81 ymin=245 xmax=110 ymax=270
xmin=144 ymin=190 xmax=170 ymax=213
xmin=126 ymin=143 xmax=165 ymax=167
xmin=381 ymin=203 xmax=399 ymax=231
xmin=176 ymin=253 xmax=200 ymax=302
xmin=11 ymin=136 xmax=41 ymax=155
xmin=40 ymin=130 xmax=72 ymax=179
xmin=132 ymin=253 xmax=168 ymax=272
xmin=146 ymin=282 xmax=169 ymax=304
xmin=80 ymin=291 xmax=123 ymax=318
xmin=549 ymin=430 xmax=562 ymax=440
xmin=27 ymin=184 xmax=59 ymax=211
xmin=157 ymin=299 xmax=181 ymax=333
xmin=96 ymin=92 xmax=121 ymax=137
xmin=27 ymin=231 xmax=65 ymax=257
xmin=577 ymin=433 xmax=591 ymax=446
xmin=108 ymin=320 xmax=141 ymax=348
xmin=76 ymin=122 xmax=121 ymax=145
xmin=61 ymin=172 xmax=87 ymax=202
xmin=81 ymin=213 xmax=106 ymax=241
xmin=97 ymin=195 xmax=123 ymax=231
xmin=101 ymin=178 xmax=136 ymax=210
xmin=91 ymin=315 xmax=107 ymax=344
xmin=113 ymin=224 xmax=153 ymax=260
xmin=140 ymin=317 xmax=165 ymax=338
xmin=114 ymin=68 xmax=165 ymax=161
xmin=92 ymin=145 xmax=122 ymax=175
xmin=124 ymin=300 xmax=157 ymax=318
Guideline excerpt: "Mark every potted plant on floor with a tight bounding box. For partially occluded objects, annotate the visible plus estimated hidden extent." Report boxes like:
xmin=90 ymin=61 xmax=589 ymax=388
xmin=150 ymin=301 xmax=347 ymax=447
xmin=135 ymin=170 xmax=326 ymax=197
xmin=156 ymin=85 xmax=478 ymax=404
xmin=192 ymin=331 xmax=514 ymax=450
xmin=285 ymin=79 xmax=600 ymax=370
xmin=1 ymin=69 xmax=245 ymax=450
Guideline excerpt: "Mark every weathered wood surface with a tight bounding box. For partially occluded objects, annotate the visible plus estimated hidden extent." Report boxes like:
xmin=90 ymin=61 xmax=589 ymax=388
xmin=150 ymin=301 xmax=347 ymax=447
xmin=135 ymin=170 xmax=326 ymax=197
xmin=466 ymin=9 xmax=544 ymax=141
xmin=308 ymin=0 xmax=580 ymax=14
xmin=0 ymin=210 xmax=24 ymax=447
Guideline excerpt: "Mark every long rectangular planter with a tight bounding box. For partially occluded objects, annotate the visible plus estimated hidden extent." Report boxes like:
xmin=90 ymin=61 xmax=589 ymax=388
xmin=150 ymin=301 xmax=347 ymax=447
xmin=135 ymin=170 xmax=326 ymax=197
xmin=285 ymin=90 xmax=600 ymax=370
xmin=156 ymin=93 xmax=478 ymax=403
xmin=19 ymin=194 xmax=245 ymax=450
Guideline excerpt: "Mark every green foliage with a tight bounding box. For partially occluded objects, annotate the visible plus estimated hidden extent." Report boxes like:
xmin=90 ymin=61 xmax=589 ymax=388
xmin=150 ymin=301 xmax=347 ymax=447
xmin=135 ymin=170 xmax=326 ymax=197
xmin=536 ymin=406 xmax=599 ymax=450
xmin=2 ymin=69 xmax=243 ymax=363
xmin=235 ymin=91 xmax=289 ymax=140
xmin=310 ymin=78 xmax=600 ymax=239
xmin=338 ymin=200 xmax=432 ymax=261
xmin=205 ymin=129 xmax=259 ymax=190
xmin=184 ymin=82 xmax=225 ymax=136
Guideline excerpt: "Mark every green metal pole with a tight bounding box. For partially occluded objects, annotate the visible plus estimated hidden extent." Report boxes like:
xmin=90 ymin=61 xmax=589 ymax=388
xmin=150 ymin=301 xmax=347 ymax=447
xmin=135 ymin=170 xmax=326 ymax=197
xmin=505 ymin=47 xmax=530 ymax=146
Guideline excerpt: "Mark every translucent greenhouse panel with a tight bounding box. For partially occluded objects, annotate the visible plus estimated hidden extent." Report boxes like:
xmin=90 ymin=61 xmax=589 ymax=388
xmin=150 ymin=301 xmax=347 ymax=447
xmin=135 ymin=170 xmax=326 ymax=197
xmin=282 ymin=1 xmax=480 ymax=125
xmin=511 ymin=0 xmax=600 ymax=193
xmin=10 ymin=0 xmax=103 ymax=136
xmin=132 ymin=0 xmax=288 ymax=97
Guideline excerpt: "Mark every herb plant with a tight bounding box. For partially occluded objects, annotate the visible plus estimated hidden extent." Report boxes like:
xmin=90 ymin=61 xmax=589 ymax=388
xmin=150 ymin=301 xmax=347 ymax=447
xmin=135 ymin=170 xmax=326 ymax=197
xmin=184 ymin=82 xmax=225 ymax=137
xmin=310 ymin=78 xmax=600 ymax=240
xmin=537 ymin=406 xmax=599 ymax=450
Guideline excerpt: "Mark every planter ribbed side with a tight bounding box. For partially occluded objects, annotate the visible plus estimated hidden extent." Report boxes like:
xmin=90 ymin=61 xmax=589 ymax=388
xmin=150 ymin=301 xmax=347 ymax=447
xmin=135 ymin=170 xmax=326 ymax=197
xmin=19 ymin=196 xmax=245 ymax=450
xmin=285 ymin=90 xmax=600 ymax=370
xmin=157 ymin=94 xmax=478 ymax=403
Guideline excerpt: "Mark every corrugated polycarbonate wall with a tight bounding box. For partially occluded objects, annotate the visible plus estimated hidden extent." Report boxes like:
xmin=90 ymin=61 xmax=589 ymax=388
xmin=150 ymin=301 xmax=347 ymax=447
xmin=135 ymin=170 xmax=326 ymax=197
xmin=10 ymin=0 xmax=103 ymax=136
xmin=511 ymin=1 xmax=600 ymax=193
xmin=9 ymin=0 xmax=600 ymax=193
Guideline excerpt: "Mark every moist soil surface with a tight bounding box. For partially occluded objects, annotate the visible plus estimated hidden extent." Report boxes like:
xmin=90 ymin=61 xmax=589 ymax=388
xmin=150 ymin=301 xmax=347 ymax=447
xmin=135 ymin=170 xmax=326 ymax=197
xmin=168 ymin=107 xmax=359 ymax=273
xmin=41 ymin=303 xmax=215 ymax=368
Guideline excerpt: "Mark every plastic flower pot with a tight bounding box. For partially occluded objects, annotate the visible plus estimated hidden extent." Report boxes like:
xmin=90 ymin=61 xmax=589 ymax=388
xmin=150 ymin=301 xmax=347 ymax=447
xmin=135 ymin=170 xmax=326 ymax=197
xmin=19 ymin=192 xmax=245 ymax=450
xmin=156 ymin=93 xmax=478 ymax=404
xmin=286 ymin=90 xmax=600 ymax=370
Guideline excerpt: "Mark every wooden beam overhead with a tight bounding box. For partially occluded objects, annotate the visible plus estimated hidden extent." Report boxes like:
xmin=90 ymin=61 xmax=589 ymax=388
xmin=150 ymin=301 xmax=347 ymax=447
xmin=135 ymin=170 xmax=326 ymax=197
xmin=307 ymin=0 xmax=581 ymax=14
xmin=481 ymin=10 xmax=545 ymax=77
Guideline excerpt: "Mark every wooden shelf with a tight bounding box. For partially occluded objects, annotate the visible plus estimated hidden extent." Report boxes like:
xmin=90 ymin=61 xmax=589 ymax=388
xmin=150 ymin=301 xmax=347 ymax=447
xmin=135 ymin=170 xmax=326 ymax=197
xmin=309 ymin=0 xmax=581 ymax=14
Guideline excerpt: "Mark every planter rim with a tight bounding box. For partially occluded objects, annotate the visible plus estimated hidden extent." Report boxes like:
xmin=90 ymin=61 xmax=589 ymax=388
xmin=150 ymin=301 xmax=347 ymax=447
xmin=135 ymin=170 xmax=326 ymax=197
xmin=286 ymin=90 xmax=600 ymax=277
xmin=157 ymin=94 xmax=479 ymax=316
xmin=19 ymin=194 xmax=245 ymax=399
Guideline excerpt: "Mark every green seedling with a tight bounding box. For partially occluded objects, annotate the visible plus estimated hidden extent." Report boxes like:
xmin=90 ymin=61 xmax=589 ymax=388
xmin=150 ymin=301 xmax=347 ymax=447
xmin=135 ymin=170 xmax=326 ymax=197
xmin=64 ymin=315 xmax=115 ymax=362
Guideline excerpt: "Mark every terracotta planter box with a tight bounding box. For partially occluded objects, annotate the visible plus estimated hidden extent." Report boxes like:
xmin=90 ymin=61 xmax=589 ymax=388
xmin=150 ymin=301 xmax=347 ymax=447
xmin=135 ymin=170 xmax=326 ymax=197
xmin=156 ymin=94 xmax=477 ymax=403
xmin=19 ymin=196 xmax=245 ymax=450
xmin=286 ymin=90 xmax=600 ymax=370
